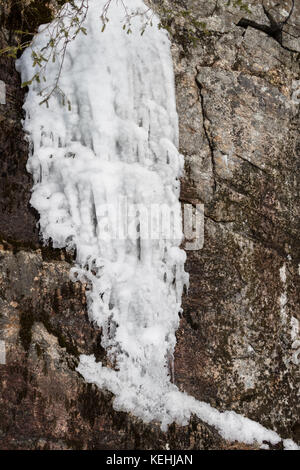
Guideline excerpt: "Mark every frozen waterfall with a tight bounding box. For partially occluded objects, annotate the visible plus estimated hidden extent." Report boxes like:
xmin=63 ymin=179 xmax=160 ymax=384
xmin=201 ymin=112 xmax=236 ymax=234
xmin=17 ymin=0 xmax=298 ymax=448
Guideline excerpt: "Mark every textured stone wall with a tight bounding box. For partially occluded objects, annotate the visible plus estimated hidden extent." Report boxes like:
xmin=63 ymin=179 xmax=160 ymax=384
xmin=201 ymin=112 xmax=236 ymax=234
xmin=159 ymin=0 xmax=300 ymax=442
xmin=0 ymin=0 xmax=299 ymax=449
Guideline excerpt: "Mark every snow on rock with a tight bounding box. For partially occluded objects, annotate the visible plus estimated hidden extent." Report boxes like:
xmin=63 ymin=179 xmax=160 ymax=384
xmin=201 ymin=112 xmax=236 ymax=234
xmin=17 ymin=0 xmax=299 ymax=448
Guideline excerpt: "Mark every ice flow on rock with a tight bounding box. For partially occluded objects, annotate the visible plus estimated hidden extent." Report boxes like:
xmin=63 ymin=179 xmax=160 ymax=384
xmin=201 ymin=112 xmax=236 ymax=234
xmin=17 ymin=0 xmax=299 ymax=447
xmin=17 ymin=0 xmax=188 ymax=428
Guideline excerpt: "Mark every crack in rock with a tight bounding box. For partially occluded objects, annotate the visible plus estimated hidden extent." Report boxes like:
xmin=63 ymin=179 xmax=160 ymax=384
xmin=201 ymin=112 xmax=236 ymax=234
xmin=237 ymin=0 xmax=299 ymax=54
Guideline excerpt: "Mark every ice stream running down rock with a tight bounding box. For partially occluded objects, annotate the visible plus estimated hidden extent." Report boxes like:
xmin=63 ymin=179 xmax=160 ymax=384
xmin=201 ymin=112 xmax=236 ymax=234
xmin=17 ymin=0 xmax=299 ymax=448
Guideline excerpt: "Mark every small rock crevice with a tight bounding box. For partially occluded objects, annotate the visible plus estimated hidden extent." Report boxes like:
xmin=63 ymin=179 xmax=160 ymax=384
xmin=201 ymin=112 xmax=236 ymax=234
xmin=237 ymin=0 xmax=299 ymax=54
xmin=235 ymin=153 xmax=267 ymax=174
xmin=195 ymin=74 xmax=217 ymax=192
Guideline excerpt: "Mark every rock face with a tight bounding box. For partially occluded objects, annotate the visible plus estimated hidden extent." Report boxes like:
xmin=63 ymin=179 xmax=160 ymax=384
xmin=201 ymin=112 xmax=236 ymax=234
xmin=0 ymin=0 xmax=299 ymax=449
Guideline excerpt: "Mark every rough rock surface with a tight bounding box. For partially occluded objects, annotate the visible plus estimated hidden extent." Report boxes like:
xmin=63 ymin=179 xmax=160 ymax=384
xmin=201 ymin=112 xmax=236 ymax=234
xmin=0 ymin=0 xmax=299 ymax=449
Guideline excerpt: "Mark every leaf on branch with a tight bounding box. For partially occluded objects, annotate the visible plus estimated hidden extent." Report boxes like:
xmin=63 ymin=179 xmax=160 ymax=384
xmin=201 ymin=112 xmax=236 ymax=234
xmin=21 ymin=79 xmax=34 ymax=88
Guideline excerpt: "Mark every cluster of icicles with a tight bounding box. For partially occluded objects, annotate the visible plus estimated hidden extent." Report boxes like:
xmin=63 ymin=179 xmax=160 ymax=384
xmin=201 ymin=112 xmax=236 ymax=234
xmin=16 ymin=0 xmax=298 ymax=448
